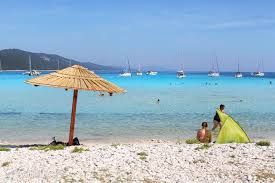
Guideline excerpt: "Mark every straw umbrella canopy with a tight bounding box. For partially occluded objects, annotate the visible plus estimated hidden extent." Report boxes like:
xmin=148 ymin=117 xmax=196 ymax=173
xmin=25 ymin=65 xmax=125 ymax=145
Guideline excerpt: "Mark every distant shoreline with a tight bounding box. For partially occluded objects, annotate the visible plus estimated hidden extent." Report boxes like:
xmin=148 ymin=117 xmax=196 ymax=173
xmin=1 ymin=69 xmax=122 ymax=72
xmin=1 ymin=70 xmax=275 ymax=73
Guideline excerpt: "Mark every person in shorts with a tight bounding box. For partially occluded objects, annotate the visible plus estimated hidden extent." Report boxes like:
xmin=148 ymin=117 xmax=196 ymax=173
xmin=212 ymin=104 xmax=225 ymax=131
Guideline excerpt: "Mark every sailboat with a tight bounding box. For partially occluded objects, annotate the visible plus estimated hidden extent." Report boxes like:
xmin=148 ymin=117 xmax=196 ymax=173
xmin=146 ymin=71 xmax=158 ymax=75
xmin=254 ymin=60 xmax=265 ymax=77
xmin=119 ymin=58 xmax=132 ymax=77
xmin=176 ymin=64 xmax=186 ymax=78
xmin=23 ymin=56 xmax=41 ymax=76
xmin=208 ymin=57 xmax=220 ymax=77
xmin=235 ymin=59 xmax=243 ymax=78
xmin=136 ymin=64 xmax=142 ymax=76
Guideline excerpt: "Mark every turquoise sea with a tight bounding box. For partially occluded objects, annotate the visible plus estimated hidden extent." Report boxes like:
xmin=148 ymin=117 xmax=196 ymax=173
xmin=1 ymin=71 xmax=275 ymax=143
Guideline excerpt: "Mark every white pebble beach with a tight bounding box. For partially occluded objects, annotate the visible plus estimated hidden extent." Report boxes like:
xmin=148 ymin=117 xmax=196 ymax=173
xmin=0 ymin=141 xmax=274 ymax=183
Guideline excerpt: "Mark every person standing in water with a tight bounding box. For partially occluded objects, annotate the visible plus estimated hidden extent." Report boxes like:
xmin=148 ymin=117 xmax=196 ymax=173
xmin=197 ymin=122 xmax=212 ymax=143
xmin=212 ymin=104 xmax=225 ymax=131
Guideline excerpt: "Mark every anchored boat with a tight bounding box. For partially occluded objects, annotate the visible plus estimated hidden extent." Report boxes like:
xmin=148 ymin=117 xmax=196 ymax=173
xmin=136 ymin=64 xmax=142 ymax=76
xmin=146 ymin=71 xmax=158 ymax=75
xmin=254 ymin=61 xmax=265 ymax=77
xmin=176 ymin=64 xmax=186 ymax=78
xmin=235 ymin=59 xmax=243 ymax=78
xmin=119 ymin=58 xmax=132 ymax=77
xmin=23 ymin=56 xmax=41 ymax=76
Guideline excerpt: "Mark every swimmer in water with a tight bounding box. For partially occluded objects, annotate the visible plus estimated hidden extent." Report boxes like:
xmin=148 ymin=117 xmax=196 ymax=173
xmin=156 ymin=99 xmax=160 ymax=104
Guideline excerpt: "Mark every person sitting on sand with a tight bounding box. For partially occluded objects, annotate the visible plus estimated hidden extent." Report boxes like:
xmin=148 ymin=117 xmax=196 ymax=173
xmin=212 ymin=104 xmax=225 ymax=131
xmin=197 ymin=122 xmax=212 ymax=143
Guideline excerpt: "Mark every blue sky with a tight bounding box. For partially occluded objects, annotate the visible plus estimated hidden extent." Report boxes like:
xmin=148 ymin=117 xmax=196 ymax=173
xmin=0 ymin=0 xmax=275 ymax=71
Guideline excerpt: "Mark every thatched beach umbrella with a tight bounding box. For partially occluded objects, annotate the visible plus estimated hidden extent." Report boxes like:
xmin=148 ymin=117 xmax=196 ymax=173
xmin=25 ymin=65 xmax=125 ymax=145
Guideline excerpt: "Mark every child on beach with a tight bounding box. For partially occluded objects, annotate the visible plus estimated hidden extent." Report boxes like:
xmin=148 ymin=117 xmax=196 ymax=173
xmin=197 ymin=122 xmax=212 ymax=143
xmin=212 ymin=104 xmax=225 ymax=131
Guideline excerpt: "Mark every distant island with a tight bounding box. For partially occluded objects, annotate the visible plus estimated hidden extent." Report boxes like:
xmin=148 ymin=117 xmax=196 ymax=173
xmin=0 ymin=49 xmax=120 ymax=71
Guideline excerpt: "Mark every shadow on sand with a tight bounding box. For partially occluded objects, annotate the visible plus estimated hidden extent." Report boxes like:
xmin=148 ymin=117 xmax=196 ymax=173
xmin=0 ymin=144 xmax=47 ymax=148
xmin=0 ymin=137 xmax=81 ymax=148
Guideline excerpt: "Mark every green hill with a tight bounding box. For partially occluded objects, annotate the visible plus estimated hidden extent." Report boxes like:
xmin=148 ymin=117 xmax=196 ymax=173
xmin=0 ymin=49 xmax=118 ymax=71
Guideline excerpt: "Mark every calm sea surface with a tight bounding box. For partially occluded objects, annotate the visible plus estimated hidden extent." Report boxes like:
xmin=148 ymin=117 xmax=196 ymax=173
xmin=1 ymin=71 xmax=275 ymax=143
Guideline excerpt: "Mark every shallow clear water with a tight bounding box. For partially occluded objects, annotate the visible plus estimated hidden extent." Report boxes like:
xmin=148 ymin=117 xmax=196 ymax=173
xmin=1 ymin=71 xmax=275 ymax=143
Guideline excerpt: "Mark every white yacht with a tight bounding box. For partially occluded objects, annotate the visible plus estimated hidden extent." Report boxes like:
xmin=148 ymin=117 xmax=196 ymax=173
xmin=136 ymin=64 xmax=142 ymax=76
xmin=119 ymin=58 xmax=132 ymax=77
xmin=208 ymin=58 xmax=220 ymax=77
xmin=176 ymin=64 xmax=186 ymax=78
xmin=146 ymin=71 xmax=158 ymax=75
xmin=120 ymin=72 xmax=131 ymax=77
xmin=235 ymin=72 xmax=243 ymax=78
xmin=235 ymin=61 xmax=243 ymax=78
xmin=254 ymin=61 xmax=265 ymax=77
xmin=28 ymin=70 xmax=41 ymax=76
xmin=254 ymin=72 xmax=265 ymax=77
xmin=23 ymin=56 xmax=41 ymax=76
xmin=208 ymin=71 xmax=220 ymax=77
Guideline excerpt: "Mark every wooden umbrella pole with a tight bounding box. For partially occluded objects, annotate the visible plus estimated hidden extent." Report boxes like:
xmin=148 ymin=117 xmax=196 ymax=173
xmin=68 ymin=89 xmax=78 ymax=145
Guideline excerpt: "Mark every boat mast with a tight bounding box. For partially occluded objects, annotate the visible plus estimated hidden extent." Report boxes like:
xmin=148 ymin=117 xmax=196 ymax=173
xmin=57 ymin=58 xmax=60 ymax=70
xmin=181 ymin=51 xmax=184 ymax=71
xmin=127 ymin=57 xmax=131 ymax=73
xmin=210 ymin=59 xmax=214 ymax=72
xmin=216 ymin=56 xmax=219 ymax=73
xmin=29 ymin=55 xmax=32 ymax=72
xmin=257 ymin=60 xmax=260 ymax=73
xmin=237 ymin=57 xmax=240 ymax=73
xmin=262 ymin=58 xmax=264 ymax=72
xmin=212 ymin=61 xmax=214 ymax=71
xmin=211 ymin=56 xmax=215 ymax=72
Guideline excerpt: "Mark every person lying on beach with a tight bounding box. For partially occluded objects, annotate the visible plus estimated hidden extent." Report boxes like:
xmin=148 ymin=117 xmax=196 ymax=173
xmin=197 ymin=122 xmax=212 ymax=143
xmin=212 ymin=104 xmax=225 ymax=131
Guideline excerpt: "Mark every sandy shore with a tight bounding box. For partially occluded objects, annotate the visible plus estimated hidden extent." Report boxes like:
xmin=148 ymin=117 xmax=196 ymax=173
xmin=0 ymin=141 xmax=274 ymax=183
